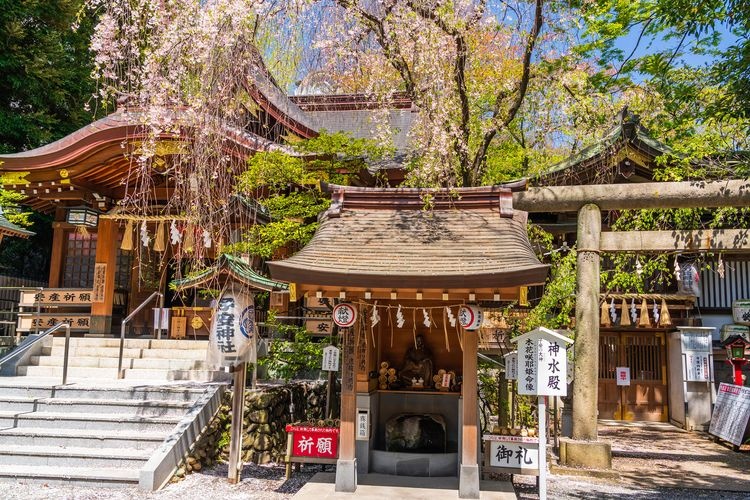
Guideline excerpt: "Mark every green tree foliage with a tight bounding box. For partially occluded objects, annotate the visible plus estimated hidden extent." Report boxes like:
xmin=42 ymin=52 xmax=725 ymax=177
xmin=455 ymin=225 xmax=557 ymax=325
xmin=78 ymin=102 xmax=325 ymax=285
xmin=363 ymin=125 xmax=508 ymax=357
xmin=259 ymin=321 xmax=325 ymax=381
xmin=233 ymin=131 xmax=390 ymax=259
xmin=0 ymin=0 xmax=95 ymax=154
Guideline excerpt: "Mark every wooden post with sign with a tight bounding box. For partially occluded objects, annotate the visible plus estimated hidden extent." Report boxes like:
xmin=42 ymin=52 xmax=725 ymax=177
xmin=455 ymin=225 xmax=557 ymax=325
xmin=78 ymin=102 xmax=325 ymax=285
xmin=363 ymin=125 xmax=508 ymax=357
xmin=322 ymin=345 xmax=340 ymax=419
xmin=509 ymin=327 xmax=574 ymax=500
xmin=228 ymin=363 xmax=247 ymax=484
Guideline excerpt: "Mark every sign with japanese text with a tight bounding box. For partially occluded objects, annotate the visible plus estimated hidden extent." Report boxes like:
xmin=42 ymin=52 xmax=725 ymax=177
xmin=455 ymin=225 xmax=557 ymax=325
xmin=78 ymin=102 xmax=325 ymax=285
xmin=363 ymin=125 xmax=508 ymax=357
xmin=305 ymin=318 xmax=333 ymax=336
xmin=512 ymin=328 xmax=573 ymax=397
xmin=17 ymin=314 xmax=90 ymax=332
xmin=685 ymin=352 xmax=711 ymax=382
xmin=484 ymin=435 xmax=539 ymax=473
xmin=680 ymin=330 xmax=712 ymax=353
xmin=356 ymin=409 xmax=369 ymax=440
xmin=322 ymin=345 xmax=340 ymax=372
xmin=504 ymin=351 xmax=518 ymax=380
xmin=93 ymin=263 xmax=107 ymax=302
xmin=19 ymin=289 xmax=93 ymax=307
xmin=332 ymin=303 xmax=357 ymax=328
xmin=709 ymin=383 xmax=750 ymax=446
xmin=207 ymin=286 xmax=256 ymax=368
xmin=616 ymin=367 xmax=631 ymax=386
xmin=285 ymin=425 xmax=339 ymax=460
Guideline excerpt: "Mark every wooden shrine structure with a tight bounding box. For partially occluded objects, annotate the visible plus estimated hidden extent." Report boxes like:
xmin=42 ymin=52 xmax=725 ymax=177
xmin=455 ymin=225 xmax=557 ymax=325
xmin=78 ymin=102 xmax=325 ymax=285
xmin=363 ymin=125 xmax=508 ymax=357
xmin=268 ymin=184 xmax=548 ymax=498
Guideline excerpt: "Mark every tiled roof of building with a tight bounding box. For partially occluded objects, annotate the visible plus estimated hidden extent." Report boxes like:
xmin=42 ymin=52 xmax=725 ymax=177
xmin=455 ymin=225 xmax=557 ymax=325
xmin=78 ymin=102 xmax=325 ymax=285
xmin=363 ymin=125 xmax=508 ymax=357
xmin=268 ymin=184 xmax=548 ymax=289
xmin=171 ymin=253 xmax=287 ymax=292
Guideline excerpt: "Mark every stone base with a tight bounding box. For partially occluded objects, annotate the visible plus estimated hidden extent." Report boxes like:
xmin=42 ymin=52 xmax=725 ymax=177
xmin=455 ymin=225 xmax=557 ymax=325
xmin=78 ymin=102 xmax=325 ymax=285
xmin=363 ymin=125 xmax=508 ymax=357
xmin=559 ymin=438 xmax=612 ymax=469
xmin=334 ymin=458 xmax=357 ymax=492
xmin=458 ymin=464 xmax=479 ymax=499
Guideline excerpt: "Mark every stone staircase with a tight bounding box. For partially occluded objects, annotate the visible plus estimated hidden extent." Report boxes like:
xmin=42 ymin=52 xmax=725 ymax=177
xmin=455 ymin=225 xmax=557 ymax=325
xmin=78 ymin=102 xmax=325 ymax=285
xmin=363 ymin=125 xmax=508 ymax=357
xmin=0 ymin=380 xmax=224 ymax=488
xmin=18 ymin=337 xmax=225 ymax=382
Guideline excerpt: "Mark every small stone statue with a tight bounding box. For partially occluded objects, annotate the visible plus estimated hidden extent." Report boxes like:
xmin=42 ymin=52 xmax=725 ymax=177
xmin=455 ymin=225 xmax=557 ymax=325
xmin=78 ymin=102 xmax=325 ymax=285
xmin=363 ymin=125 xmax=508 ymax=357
xmin=400 ymin=335 xmax=433 ymax=387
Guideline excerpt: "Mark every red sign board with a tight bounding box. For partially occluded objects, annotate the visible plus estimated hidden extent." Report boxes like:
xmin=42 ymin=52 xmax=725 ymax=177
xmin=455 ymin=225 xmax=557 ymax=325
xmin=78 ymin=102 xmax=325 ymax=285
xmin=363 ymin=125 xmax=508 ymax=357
xmin=285 ymin=425 xmax=339 ymax=460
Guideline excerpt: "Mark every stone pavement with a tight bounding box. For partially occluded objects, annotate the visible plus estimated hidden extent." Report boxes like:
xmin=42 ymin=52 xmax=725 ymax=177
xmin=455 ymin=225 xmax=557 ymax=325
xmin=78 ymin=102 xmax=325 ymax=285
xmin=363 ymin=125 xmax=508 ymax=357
xmin=292 ymin=472 xmax=515 ymax=499
xmin=579 ymin=420 xmax=750 ymax=492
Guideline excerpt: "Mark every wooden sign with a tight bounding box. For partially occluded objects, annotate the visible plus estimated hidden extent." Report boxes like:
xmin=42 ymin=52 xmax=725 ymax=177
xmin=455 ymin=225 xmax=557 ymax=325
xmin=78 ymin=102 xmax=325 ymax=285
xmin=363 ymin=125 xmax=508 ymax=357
xmin=483 ymin=435 xmax=539 ymax=475
xmin=93 ymin=263 xmax=107 ymax=302
xmin=305 ymin=318 xmax=333 ymax=336
xmin=504 ymin=351 xmax=518 ymax=380
xmin=17 ymin=314 xmax=91 ymax=332
xmin=512 ymin=327 xmax=573 ymax=397
xmin=709 ymin=383 xmax=750 ymax=446
xmin=19 ymin=289 xmax=93 ymax=307
xmin=171 ymin=316 xmax=187 ymax=339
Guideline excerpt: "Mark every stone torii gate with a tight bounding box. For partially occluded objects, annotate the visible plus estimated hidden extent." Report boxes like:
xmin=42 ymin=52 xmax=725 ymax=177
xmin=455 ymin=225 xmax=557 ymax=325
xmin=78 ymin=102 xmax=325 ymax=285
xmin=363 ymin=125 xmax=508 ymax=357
xmin=513 ymin=179 xmax=750 ymax=468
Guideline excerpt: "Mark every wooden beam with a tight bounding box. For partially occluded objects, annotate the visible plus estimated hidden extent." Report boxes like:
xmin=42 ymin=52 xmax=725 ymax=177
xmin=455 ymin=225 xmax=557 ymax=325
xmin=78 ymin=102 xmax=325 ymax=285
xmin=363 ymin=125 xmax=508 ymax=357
xmin=513 ymin=180 xmax=750 ymax=213
xmin=600 ymin=229 xmax=750 ymax=253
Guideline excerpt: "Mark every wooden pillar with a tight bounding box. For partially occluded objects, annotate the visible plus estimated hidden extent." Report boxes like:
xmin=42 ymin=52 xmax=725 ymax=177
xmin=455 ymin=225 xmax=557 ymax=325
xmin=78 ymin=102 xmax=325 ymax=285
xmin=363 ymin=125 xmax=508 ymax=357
xmin=228 ymin=363 xmax=247 ymax=483
xmin=335 ymin=326 xmax=357 ymax=492
xmin=459 ymin=329 xmax=479 ymax=499
xmin=572 ymin=204 xmax=601 ymax=441
xmin=90 ymin=218 xmax=118 ymax=335
xmin=48 ymin=222 xmax=65 ymax=288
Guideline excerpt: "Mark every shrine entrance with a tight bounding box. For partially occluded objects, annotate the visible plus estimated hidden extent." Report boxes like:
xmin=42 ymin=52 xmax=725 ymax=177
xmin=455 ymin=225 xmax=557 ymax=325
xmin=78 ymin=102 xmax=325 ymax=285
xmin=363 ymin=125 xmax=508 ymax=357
xmin=598 ymin=331 xmax=668 ymax=422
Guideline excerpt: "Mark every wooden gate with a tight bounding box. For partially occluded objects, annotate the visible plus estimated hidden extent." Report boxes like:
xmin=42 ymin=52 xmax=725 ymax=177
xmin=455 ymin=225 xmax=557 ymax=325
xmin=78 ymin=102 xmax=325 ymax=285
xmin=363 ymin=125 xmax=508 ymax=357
xmin=598 ymin=332 xmax=668 ymax=422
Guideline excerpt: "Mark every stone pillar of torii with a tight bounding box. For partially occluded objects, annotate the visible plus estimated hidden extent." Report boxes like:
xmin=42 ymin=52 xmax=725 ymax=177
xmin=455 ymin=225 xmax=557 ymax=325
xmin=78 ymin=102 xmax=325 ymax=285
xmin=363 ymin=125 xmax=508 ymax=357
xmin=514 ymin=179 xmax=750 ymax=468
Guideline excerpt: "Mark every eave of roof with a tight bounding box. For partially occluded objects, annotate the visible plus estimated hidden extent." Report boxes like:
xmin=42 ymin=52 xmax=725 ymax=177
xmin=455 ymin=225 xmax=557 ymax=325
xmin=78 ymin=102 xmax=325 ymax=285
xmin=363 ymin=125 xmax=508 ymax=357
xmin=171 ymin=253 xmax=288 ymax=292
xmin=529 ymin=109 xmax=676 ymax=186
xmin=268 ymin=185 xmax=549 ymax=290
xmin=0 ymin=212 xmax=34 ymax=239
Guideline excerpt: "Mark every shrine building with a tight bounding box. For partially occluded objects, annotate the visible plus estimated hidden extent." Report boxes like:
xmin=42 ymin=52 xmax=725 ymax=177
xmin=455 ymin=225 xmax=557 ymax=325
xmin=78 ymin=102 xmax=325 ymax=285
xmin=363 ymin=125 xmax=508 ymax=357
xmin=268 ymin=183 xmax=548 ymax=497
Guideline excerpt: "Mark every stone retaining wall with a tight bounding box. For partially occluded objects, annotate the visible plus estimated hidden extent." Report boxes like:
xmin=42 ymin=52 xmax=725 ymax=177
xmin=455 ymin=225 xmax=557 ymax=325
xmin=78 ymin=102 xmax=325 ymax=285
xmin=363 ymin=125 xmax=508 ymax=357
xmin=175 ymin=380 xmax=328 ymax=480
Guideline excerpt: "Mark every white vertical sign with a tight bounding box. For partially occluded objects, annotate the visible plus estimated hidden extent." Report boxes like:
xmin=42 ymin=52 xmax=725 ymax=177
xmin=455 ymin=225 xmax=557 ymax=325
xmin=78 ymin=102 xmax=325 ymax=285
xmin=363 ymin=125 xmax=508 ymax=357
xmin=356 ymin=409 xmax=369 ymax=440
xmin=504 ymin=351 xmax=518 ymax=380
xmin=512 ymin=328 xmax=573 ymax=397
xmin=685 ymin=352 xmax=711 ymax=382
xmin=322 ymin=345 xmax=340 ymax=372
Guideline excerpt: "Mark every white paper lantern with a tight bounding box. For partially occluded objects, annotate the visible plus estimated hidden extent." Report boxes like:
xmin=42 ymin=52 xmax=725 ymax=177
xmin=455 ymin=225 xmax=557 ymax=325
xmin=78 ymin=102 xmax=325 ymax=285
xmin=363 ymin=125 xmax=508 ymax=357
xmin=458 ymin=305 xmax=483 ymax=330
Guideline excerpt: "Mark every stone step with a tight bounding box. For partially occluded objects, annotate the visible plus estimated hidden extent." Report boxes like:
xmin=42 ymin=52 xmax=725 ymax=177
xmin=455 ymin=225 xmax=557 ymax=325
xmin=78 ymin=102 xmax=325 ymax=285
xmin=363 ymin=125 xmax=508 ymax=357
xmin=30 ymin=355 xmax=207 ymax=370
xmin=4 ymin=396 xmax=193 ymax=416
xmin=0 ymin=397 xmax=38 ymax=412
xmin=51 ymin=337 xmax=209 ymax=350
xmin=0 ymin=464 xmax=140 ymax=486
xmin=0 ymin=411 xmax=181 ymax=432
xmin=0 ymin=427 xmax=165 ymax=449
xmin=141 ymin=348 xmax=211 ymax=359
xmin=0 ymin=444 xmax=151 ymax=468
xmin=45 ymin=346 xmax=146 ymax=358
xmin=0 ymin=383 xmax=208 ymax=401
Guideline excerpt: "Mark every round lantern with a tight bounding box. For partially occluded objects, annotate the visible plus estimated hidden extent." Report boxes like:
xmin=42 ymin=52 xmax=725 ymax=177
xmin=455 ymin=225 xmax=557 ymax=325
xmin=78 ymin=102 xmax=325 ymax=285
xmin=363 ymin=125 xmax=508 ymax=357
xmin=333 ymin=303 xmax=358 ymax=328
xmin=208 ymin=287 xmax=256 ymax=367
xmin=458 ymin=305 xmax=484 ymax=330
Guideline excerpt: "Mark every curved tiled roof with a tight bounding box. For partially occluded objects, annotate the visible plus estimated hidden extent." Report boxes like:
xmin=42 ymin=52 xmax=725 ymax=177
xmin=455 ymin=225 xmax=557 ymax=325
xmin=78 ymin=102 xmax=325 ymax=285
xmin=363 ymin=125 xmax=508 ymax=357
xmin=268 ymin=185 xmax=548 ymax=290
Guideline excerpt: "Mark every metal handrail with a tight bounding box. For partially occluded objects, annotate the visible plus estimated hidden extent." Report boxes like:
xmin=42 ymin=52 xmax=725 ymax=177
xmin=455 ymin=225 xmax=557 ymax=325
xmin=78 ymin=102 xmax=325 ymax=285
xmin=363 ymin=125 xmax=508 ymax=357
xmin=117 ymin=291 xmax=163 ymax=379
xmin=0 ymin=322 xmax=71 ymax=384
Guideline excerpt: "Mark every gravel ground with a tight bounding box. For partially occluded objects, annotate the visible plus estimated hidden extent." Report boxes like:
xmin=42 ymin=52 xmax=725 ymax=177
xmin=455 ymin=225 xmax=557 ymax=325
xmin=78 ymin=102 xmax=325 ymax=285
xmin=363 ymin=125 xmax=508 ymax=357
xmin=1 ymin=462 xmax=322 ymax=500
xmin=512 ymin=474 xmax=750 ymax=499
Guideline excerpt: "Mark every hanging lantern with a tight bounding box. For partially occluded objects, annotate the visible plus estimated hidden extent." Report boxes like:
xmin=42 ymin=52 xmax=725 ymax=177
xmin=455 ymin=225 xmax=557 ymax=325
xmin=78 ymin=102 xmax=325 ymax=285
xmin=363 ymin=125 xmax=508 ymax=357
xmin=66 ymin=206 xmax=100 ymax=228
xmin=120 ymin=221 xmax=134 ymax=251
xmin=458 ymin=305 xmax=483 ymax=330
xmin=153 ymin=220 xmax=166 ymax=252
xmin=638 ymin=299 xmax=651 ymax=327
